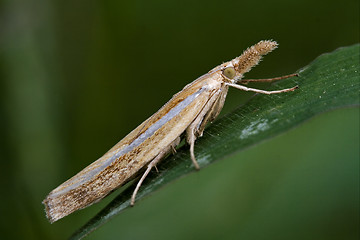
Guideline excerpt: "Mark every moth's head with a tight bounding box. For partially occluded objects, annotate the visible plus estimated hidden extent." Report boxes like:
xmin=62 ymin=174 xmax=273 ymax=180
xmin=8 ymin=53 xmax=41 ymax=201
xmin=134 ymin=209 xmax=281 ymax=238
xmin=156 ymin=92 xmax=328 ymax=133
xmin=220 ymin=40 xmax=278 ymax=83
xmin=219 ymin=62 xmax=242 ymax=84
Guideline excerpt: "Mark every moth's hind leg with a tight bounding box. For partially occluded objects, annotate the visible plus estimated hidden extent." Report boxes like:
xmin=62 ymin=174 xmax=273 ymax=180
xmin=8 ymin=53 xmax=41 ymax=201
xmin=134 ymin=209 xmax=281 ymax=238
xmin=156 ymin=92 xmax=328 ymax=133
xmin=131 ymin=137 xmax=180 ymax=206
xmin=130 ymin=153 xmax=163 ymax=206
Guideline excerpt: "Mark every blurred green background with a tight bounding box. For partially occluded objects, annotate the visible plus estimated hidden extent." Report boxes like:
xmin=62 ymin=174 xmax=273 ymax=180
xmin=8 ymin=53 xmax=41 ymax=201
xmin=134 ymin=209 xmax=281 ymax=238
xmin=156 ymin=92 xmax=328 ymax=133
xmin=0 ymin=0 xmax=358 ymax=239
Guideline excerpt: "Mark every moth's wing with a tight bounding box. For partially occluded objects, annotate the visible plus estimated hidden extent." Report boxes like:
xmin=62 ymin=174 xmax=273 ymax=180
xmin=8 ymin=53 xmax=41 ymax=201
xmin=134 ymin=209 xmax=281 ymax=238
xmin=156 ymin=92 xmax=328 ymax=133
xmin=48 ymin=73 xmax=214 ymax=194
xmin=43 ymin=73 xmax=221 ymax=222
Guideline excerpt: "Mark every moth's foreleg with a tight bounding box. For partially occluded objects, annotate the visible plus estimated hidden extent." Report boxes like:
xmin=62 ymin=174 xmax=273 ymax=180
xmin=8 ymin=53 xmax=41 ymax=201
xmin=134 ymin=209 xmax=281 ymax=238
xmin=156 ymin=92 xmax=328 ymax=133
xmin=240 ymin=73 xmax=298 ymax=84
xmin=226 ymin=83 xmax=298 ymax=95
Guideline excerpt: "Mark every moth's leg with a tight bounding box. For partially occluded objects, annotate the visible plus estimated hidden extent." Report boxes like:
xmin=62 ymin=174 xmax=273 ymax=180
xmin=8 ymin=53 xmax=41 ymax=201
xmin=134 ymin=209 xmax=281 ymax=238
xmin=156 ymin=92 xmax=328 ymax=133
xmin=185 ymin=90 xmax=223 ymax=170
xmin=130 ymin=151 xmax=165 ymax=205
xmin=226 ymin=83 xmax=298 ymax=95
xmin=241 ymin=73 xmax=298 ymax=84
xmin=197 ymin=86 xmax=229 ymax=136
xmin=131 ymin=137 xmax=180 ymax=206
xmin=170 ymin=145 xmax=177 ymax=155
xmin=187 ymin=130 xmax=200 ymax=170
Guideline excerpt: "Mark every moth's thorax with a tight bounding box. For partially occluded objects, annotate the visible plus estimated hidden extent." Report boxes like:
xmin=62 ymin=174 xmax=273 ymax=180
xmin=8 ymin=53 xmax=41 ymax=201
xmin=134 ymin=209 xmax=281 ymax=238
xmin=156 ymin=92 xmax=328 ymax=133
xmin=199 ymin=71 xmax=224 ymax=90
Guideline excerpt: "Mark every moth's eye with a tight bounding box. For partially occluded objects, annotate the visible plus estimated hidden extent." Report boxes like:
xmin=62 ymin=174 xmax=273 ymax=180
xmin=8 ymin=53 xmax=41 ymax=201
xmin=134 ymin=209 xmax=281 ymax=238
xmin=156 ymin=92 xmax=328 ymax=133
xmin=223 ymin=67 xmax=236 ymax=79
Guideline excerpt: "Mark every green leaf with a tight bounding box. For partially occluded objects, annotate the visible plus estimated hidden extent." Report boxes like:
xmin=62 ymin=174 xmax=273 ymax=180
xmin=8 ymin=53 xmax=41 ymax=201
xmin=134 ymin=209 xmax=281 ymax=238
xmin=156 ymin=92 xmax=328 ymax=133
xmin=70 ymin=44 xmax=359 ymax=240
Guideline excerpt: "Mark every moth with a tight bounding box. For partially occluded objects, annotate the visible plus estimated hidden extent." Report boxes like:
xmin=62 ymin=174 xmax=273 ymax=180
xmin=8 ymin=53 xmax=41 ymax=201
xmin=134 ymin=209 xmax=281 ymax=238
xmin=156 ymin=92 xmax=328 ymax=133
xmin=43 ymin=40 xmax=298 ymax=223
